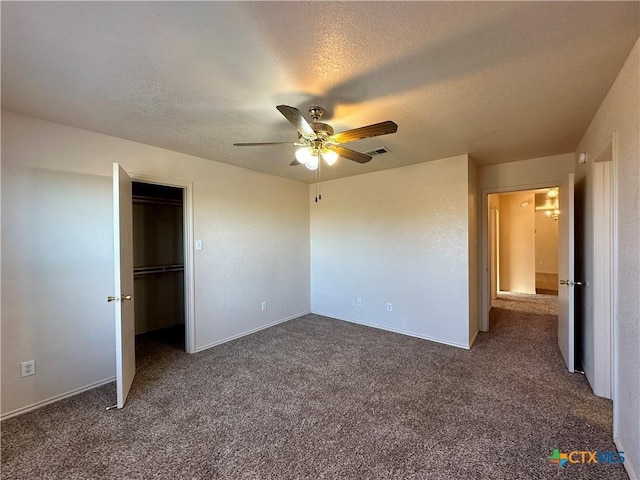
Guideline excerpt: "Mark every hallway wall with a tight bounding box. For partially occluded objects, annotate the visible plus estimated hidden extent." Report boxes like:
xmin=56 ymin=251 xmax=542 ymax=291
xmin=498 ymin=192 xmax=535 ymax=294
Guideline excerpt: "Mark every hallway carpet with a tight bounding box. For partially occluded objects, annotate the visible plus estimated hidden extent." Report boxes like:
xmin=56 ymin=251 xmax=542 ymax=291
xmin=1 ymin=294 xmax=627 ymax=479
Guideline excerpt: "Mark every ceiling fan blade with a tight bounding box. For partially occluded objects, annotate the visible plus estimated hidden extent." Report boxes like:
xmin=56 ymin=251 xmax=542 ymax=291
xmin=233 ymin=142 xmax=298 ymax=146
xmin=332 ymin=146 xmax=373 ymax=164
xmin=333 ymin=121 xmax=398 ymax=144
xmin=276 ymin=105 xmax=317 ymax=139
xmin=289 ymin=159 xmax=301 ymax=166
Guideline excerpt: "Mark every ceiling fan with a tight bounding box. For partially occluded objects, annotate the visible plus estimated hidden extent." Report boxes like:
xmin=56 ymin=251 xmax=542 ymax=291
xmin=234 ymin=105 xmax=398 ymax=170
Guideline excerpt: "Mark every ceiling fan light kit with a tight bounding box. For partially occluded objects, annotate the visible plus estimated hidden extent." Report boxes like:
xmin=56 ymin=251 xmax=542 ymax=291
xmin=234 ymin=105 xmax=398 ymax=171
xmin=295 ymin=145 xmax=339 ymax=170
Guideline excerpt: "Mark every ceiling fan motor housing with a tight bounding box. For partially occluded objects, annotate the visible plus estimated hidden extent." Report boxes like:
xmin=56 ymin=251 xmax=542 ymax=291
xmin=311 ymin=122 xmax=334 ymax=137
xmin=305 ymin=106 xmax=334 ymax=141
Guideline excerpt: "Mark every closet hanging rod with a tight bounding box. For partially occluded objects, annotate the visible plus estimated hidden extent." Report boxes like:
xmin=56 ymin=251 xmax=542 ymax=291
xmin=132 ymin=195 xmax=183 ymax=207
xmin=134 ymin=264 xmax=184 ymax=276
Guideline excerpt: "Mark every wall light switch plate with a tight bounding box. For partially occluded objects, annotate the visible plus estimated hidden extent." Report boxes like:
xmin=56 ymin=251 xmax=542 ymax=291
xmin=195 ymin=240 xmax=203 ymax=250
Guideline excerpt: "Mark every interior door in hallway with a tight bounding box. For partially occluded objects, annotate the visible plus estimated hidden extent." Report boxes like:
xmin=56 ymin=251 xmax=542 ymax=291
xmin=112 ymin=163 xmax=135 ymax=408
xmin=558 ymin=173 xmax=575 ymax=372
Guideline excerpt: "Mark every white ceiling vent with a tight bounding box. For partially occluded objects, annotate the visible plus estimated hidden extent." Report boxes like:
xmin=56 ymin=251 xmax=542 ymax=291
xmin=364 ymin=147 xmax=390 ymax=156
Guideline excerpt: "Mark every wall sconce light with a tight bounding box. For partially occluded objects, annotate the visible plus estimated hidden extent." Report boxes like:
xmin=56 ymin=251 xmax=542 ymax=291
xmin=535 ymin=189 xmax=559 ymax=220
xmin=546 ymin=208 xmax=560 ymax=221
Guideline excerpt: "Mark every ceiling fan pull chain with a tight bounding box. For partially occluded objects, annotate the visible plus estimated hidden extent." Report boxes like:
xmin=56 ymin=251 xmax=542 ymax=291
xmin=314 ymin=163 xmax=318 ymax=202
xmin=318 ymin=159 xmax=322 ymax=201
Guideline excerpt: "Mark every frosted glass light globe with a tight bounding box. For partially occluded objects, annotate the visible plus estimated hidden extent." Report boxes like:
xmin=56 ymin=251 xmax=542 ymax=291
xmin=321 ymin=149 xmax=339 ymax=166
xmin=305 ymin=154 xmax=319 ymax=170
xmin=295 ymin=147 xmax=312 ymax=164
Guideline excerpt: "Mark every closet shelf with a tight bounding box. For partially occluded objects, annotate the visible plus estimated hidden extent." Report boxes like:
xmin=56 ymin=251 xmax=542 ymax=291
xmin=134 ymin=264 xmax=184 ymax=276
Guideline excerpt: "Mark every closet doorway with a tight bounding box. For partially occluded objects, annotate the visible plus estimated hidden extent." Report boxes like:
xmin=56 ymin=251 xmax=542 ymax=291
xmin=131 ymin=179 xmax=194 ymax=355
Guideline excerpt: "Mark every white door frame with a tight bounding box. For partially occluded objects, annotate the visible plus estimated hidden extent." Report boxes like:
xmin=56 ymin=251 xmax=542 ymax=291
xmin=489 ymin=199 xmax=499 ymax=301
xmin=129 ymin=172 xmax=196 ymax=354
xmin=480 ymin=182 xmax=558 ymax=331
xmin=592 ymin=137 xmax=616 ymax=399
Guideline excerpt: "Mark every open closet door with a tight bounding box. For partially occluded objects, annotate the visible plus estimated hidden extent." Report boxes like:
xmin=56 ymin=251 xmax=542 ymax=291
xmin=111 ymin=163 xmax=135 ymax=408
xmin=557 ymin=173 xmax=575 ymax=372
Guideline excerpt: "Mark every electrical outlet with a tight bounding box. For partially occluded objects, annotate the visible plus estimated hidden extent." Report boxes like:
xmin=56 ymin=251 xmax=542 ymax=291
xmin=357 ymin=298 xmax=362 ymax=306
xmin=21 ymin=360 xmax=35 ymax=377
xmin=386 ymin=303 xmax=393 ymax=312
xmin=261 ymin=301 xmax=267 ymax=311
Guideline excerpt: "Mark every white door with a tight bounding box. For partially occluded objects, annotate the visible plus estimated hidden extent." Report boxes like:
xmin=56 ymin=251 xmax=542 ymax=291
xmin=112 ymin=163 xmax=135 ymax=408
xmin=557 ymin=173 xmax=575 ymax=372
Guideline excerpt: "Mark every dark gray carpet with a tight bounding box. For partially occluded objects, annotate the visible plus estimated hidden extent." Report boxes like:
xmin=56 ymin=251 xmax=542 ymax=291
xmin=1 ymin=294 xmax=628 ymax=479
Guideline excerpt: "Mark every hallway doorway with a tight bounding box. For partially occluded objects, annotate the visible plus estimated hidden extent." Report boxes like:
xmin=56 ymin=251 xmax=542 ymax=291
xmin=484 ymin=176 xmax=586 ymax=374
xmin=488 ymin=188 xmax=560 ymax=306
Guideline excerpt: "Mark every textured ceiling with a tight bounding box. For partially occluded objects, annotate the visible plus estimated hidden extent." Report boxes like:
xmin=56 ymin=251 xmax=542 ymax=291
xmin=2 ymin=2 xmax=638 ymax=183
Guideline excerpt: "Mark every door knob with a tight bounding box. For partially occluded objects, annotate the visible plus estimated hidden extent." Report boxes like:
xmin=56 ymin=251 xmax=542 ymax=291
xmin=107 ymin=295 xmax=132 ymax=302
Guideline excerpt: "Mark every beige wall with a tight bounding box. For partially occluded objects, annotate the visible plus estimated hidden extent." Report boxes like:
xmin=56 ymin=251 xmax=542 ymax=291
xmin=575 ymin=38 xmax=640 ymax=478
xmin=535 ymin=210 xmax=558 ymax=274
xmin=1 ymin=111 xmax=311 ymax=417
xmin=2 ymin=167 xmax=115 ymax=416
xmin=480 ymin=153 xmax=575 ymax=191
xmin=310 ymin=155 xmax=475 ymax=348
xmin=498 ymin=192 xmax=536 ymax=294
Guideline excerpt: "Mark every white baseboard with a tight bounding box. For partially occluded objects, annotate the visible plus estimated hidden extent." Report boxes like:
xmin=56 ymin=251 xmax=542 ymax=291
xmin=195 ymin=310 xmax=310 ymax=353
xmin=1 ymin=376 xmax=116 ymax=421
xmin=614 ymin=436 xmax=639 ymax=480
xmin=312 ymin=310 xmax=469 ymax=350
